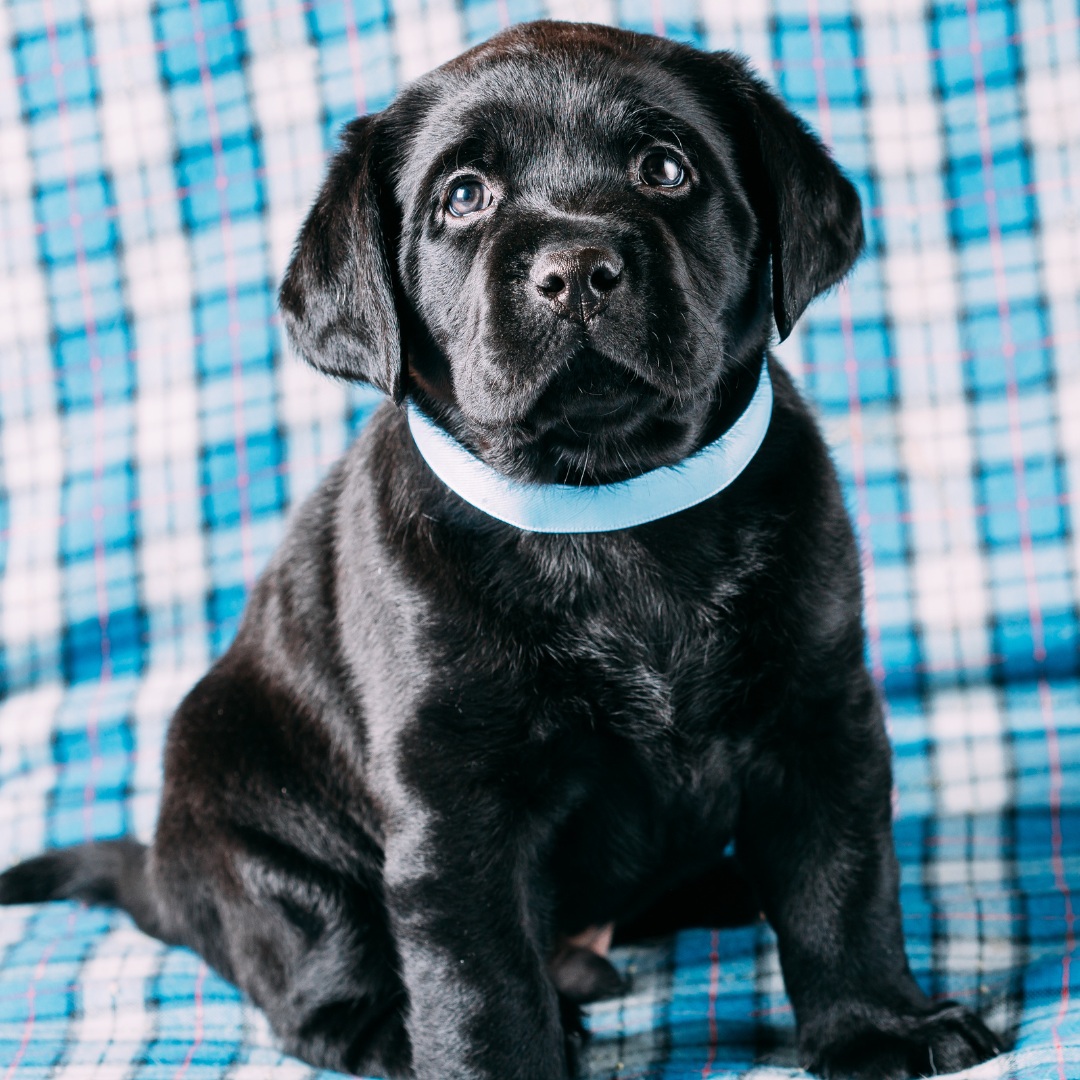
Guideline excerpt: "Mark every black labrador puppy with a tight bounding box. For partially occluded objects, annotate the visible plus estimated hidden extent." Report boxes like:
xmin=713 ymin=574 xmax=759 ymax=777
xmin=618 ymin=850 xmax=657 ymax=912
xmin=1 ymin=21 xmax=1000 ymax=1080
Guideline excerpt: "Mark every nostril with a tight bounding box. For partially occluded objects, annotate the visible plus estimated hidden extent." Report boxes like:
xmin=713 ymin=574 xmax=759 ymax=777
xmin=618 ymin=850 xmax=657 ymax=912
xmin=590 ymin=262 xmax=622 ymax=293
xmin=538 ymin=271 xmax=567 ymax=297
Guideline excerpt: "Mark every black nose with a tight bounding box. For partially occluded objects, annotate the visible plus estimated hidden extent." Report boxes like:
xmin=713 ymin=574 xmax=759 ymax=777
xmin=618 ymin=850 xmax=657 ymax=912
xmin=531 ymin=247 xmax=624 ymax=320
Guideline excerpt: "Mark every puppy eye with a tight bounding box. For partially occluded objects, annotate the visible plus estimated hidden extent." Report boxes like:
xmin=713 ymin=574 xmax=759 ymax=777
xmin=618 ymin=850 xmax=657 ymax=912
xmin=640 ymin=152 xmax=687 ymax=189
xmin=447 ymin=180 xmax=493 ymax=217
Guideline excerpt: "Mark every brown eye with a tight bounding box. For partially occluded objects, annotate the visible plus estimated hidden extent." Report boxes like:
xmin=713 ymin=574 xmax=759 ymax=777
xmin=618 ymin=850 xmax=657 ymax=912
xmin=447 ymin=180 xmax=492 ymax=217
xmin=640 ymin=152 xmax=686 ymax=189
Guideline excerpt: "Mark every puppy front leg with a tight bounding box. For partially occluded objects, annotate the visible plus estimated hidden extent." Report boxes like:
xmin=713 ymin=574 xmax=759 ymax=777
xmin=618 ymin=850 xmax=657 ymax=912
xmin=737 ymin=684 xmax=1000 ymax=1080
xmin=383 ymin=813 xmax=567 ymax=1080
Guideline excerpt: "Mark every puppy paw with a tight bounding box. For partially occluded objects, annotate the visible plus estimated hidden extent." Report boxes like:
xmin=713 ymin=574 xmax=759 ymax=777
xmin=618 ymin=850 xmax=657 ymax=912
xmin=549 ymin=943 xmax=627 ymax=1004
xmin=810 ymin=1001 xmax=1001 ymax=1080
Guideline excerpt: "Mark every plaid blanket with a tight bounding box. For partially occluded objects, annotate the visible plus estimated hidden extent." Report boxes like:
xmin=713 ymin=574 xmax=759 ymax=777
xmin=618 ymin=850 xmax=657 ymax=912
xmin=1 ymin=0 xmax=1078 ymax=1075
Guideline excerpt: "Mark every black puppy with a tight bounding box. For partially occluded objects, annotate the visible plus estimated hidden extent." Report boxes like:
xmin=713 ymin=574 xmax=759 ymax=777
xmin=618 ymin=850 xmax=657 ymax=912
xmin=1 ymin=21 xmax=1000 ymax=1080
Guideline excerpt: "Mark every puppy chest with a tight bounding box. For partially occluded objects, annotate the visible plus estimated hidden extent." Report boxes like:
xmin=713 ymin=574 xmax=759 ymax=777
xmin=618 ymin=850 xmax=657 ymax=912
xmin=420 ymin=609 xmax=742 ymax=796
xmin=547 ymin=609 xmax=742 ymax=735
xmin=426 ymin=573 xmax=751 ymax=723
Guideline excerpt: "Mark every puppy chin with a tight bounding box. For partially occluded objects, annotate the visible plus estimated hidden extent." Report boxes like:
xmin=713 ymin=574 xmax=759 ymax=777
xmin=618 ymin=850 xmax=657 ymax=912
xmin=438 ymin=339 xmax=728 ymax=484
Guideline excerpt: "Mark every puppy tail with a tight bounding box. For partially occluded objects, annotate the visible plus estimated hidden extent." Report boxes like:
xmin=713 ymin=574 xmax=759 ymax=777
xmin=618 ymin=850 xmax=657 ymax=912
xmin=0 ymin=840 xmax=163 ymax=938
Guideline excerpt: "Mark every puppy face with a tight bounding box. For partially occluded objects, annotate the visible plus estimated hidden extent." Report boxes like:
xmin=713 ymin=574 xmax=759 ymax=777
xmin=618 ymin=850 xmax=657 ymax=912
xmin=280 ymin=22 xmax=864 ymax=484
xmin=396 ymin=49 xmax=762 ymax=484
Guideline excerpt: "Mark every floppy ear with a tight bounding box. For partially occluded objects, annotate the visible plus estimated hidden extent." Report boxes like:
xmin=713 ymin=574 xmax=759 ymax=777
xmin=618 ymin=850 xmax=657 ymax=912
xmin=279 ymin=115 xmax=403 ymax=399
xmin=669 ymin=50 xmax=865 ymax=341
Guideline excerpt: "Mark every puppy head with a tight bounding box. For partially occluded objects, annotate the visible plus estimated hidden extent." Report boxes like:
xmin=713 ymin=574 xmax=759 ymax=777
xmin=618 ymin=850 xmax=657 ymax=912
xmin=280 ymin=22 xmax=863 ymax=484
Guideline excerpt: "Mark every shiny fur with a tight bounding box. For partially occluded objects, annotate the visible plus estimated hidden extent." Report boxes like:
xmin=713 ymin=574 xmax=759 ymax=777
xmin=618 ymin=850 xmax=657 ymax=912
xmin=1 ymin=22 xmax=1000 ymax=1080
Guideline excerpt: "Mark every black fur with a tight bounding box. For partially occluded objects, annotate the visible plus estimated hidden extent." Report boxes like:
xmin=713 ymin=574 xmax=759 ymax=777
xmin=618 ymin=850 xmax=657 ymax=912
xmin=1 ymin=22 xmax=1000 ymax=1080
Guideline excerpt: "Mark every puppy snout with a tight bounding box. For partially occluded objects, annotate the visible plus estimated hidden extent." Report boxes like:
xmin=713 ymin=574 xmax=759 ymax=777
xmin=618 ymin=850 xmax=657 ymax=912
xmin=531 ymin=247 xmax=624 ymax=321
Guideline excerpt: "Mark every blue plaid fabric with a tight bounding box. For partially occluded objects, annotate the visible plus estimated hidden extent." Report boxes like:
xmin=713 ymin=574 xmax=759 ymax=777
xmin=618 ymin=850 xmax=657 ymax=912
xmin=1 ymin=0 xmax=1078 ymax=1075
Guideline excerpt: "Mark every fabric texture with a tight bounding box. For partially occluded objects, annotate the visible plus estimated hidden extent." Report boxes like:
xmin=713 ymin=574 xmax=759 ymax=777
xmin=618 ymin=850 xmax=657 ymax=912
xmin=0 ymin=0 xmax=1078 ymax=1076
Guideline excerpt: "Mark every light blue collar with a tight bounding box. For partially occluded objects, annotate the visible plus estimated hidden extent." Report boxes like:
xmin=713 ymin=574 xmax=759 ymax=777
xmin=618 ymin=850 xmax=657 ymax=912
xmin=407 ymin=359 xmax=773 ymax=534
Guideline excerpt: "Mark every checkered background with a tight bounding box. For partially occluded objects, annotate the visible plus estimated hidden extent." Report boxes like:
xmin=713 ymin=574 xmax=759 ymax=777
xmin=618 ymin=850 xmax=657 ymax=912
xmin=0 ymin=0 xmax=1077 ymax=1075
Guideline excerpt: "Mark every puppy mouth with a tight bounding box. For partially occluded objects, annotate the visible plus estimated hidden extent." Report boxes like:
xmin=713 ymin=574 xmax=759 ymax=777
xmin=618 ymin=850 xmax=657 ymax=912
xmin=529 ymin=383 xmax=650 ymax=444
xmin=492 ymin=348 xmax=700 ymax=485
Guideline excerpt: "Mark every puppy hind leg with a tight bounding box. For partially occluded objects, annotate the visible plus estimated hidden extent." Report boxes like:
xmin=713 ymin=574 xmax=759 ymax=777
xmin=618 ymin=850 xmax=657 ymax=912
xmin=219 ymin=841 xmax=410 ymax=1077
xmin=285 ymin=991 xmax=411 ymax=1077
